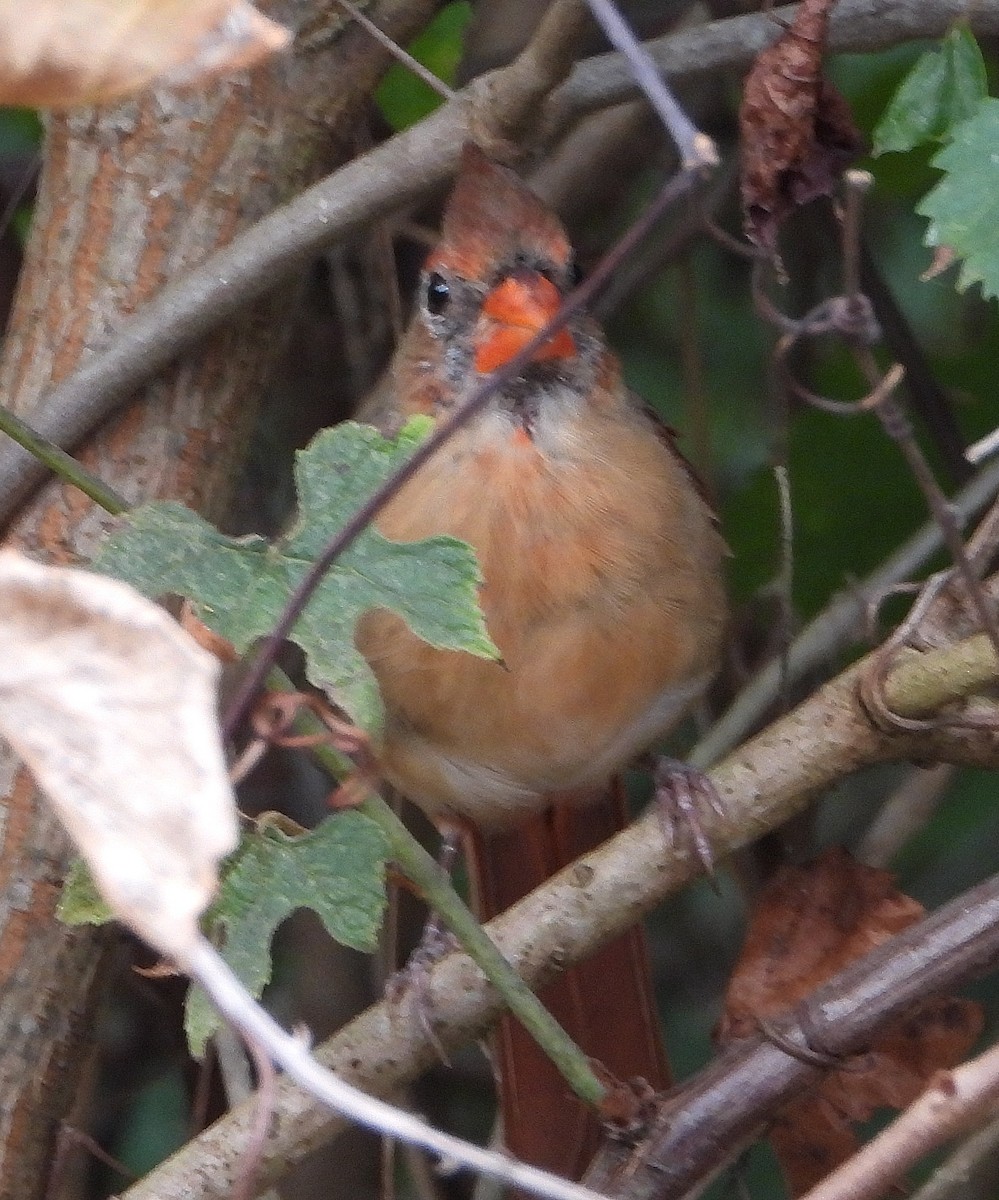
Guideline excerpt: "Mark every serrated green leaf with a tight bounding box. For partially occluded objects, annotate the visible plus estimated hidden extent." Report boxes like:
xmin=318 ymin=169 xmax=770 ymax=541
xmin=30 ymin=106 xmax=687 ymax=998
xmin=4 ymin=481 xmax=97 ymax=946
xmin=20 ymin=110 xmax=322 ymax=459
xmin=917 ymin=97 xmax=999 ymax=299
xmin=185 ymin=813 xmax=389 ymax=1056
xmin=57 ymin=858 xmax=115 ymax=925
xmin=873 ymin=25 xmax=988 ymax=156
xmin=98 ymin=418 xmax=497 ymax=730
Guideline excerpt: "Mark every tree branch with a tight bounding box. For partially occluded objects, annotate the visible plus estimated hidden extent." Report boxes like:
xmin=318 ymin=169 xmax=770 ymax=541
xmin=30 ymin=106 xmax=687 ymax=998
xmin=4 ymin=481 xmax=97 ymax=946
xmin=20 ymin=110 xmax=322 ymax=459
xmin=547 ymin=0 xmax=999 ymax=131
xmin=0 ymin=2 xmax=442 ymax=1194
xmin=120 ymin=629 xmax=999 ymax=1200
xmin=692 ymin=460 xmax=999 ymax=768
xmin=0 ymin=0 xmax=590 ymax=526
xmin=797 ymin=1039 xmax=999 ymax=1200
xmin=585 ymin=869 xmax=999 ymax=1200
xmin=4 ymin=0 xmax=999 ymax=523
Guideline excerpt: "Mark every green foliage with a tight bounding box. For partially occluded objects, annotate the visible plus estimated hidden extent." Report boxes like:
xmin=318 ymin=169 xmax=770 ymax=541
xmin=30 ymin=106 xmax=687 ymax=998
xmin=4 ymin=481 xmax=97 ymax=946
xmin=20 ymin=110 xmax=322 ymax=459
xmin=185 ymin=813 xmax=388 ymax=1056
xmin=0 ymin=107 xmax=42 ymax=154
xmin=57 ymin=857 xmax=114 ymax=925
xmin=376 ymin=2 xmax=472 ymax=129
xmin=110 ymin=1069 xmax=190 ymax=1180
xmin=918 ymin=97 xmax=999 ymax=299
xmin=0 ymin=108 xmax=42 ymax=242
xmin=873 ymin=25 xmax=988 ymax=155
xmin=98 ymin=418 xmax=497 ymax=731
xmin=89 ymin=417 xmax=496 ymax=1058
xmin=866 ymin=27 xmax=999 ymax=299
xmin=59 ymin=810 xmax=389 ymax=1061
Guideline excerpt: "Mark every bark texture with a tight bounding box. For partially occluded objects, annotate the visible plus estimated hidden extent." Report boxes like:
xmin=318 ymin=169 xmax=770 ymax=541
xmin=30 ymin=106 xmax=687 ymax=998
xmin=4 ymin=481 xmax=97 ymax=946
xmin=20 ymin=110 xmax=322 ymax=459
xmin=0 ymin=2 xmax=438 ymax=1195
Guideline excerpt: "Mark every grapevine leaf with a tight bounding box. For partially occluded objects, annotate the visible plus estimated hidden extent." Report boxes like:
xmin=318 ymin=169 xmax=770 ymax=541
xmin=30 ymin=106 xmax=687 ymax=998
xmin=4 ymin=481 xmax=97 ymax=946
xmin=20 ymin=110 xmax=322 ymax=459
xmin=917 ymin=97 xmax=999 ymax=299
xmin=98 ymin=418 xmax=497 ymax=730
xmin=873 ymin=25 xmax=988 ymax=156
xmin=185 ymin=812 xmax=388 ymax=1057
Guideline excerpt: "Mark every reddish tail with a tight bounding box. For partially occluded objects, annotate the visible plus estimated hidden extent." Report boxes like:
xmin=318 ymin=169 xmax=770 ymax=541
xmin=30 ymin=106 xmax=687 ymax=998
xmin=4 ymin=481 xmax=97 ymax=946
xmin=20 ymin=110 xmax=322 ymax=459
xmin=465 ymin=783 xmax=670 ymax=1180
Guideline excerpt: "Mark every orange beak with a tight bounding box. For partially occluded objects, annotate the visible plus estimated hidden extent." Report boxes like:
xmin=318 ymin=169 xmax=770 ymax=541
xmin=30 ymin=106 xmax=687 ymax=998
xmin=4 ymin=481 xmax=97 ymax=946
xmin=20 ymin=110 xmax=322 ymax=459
xmin=474 ymin=271 xmax=576 ymax=374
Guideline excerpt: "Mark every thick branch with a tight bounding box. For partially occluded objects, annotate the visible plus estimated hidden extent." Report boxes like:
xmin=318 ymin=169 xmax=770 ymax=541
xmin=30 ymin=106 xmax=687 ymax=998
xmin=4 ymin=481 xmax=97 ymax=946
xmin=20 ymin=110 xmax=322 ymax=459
xmin=0 ymin=2 xmax=441 ymax=1195
xmin=585 ymin=870 xmax=999 ymax=1200
xmin=122 ymin=632 xmax=999 ymax=1200
xmin=547 ymin=0 xmax=999 ymax=130
xmin=4 ymin=0 xmax=999 ymax=520
xmin=0 ymin=0 xmax=590 ymax=524
xmin=694 ymin=461 xmax=999 ymax=767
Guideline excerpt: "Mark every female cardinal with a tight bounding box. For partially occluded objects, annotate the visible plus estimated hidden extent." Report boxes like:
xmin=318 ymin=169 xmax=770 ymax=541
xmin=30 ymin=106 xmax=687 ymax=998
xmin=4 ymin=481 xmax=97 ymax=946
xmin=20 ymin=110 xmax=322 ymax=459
xmin=356 ymin=145 xmax=728 ymax=1178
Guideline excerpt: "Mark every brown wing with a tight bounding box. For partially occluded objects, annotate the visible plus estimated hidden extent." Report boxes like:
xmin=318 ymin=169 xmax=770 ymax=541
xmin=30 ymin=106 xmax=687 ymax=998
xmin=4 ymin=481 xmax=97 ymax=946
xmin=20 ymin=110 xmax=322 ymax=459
xmin=636 ymin=397 xmax=720 ymax=517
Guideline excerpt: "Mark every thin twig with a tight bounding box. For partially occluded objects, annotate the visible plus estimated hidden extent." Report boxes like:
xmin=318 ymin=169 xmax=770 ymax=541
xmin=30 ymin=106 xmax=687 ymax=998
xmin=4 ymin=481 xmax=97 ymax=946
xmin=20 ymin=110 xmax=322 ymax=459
xmin=857 ymin=764 xmax=955 ymax=869
xmin=966 ymin=424 xmax=999 ymax=466
xmin=773 ymin=464 xmax=794 ymax=715
xmin=834 ymin=182 xmax=993 ymax=664
xmin=593 ymin=158 xmax=740 ymax=320
xmin=121 ymin=631 xmax=999 ymax=1200
xmin=44 ymin=1124 xmax=136 ymax=1200
xmin=230 ymin=1033 xmax=279 ymax=1200
xmin=332 ymin=0 xmax=455 ymax=100
xmin=3 ymin=0 xmax=996 ymax=524
xmin=839 ymin=169 xmax=871 ymax=302
xmin=0 ymin=404 xmax=127 ymax=515
xmin=690 ymin=456 xmax=999 ymax=769
xmin=843 ymin=215 xmax=970 ymax=484
xmin=582 ymin=0 xmax=718 ymax=168
xmin=185 ymin=939 xmax=607 ymax=1200
xmin=798 ymin=1040 xmax=999 ymax=1200
xmin=855 ymin=349 xmax=999 ymax=669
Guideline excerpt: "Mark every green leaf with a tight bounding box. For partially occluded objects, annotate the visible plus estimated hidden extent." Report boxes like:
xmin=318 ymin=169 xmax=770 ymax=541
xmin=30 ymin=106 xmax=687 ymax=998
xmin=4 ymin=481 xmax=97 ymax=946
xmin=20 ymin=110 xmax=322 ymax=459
xmin=917 ymin=97 xmax=999 ymax=299
xmin=376 ymin=2 xmax=472 ymax=130
xmin=185 ymin=813 xmax=389 ymax=1056
xmin=57 ymin=858 xmax=115 ymax=925
xmin=873 ymin=25 xmax=987 ymax=155
xmin=98 ymin=418 xmax=497 ymax=730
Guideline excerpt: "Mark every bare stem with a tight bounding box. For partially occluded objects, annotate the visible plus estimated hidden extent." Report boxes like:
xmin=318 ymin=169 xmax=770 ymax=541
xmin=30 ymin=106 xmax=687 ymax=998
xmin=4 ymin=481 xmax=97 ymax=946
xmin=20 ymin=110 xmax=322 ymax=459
xmin=331 ymin=0 xmax=455 ymax=100
xmin=582 ymin=0 xmax=718 ymax=168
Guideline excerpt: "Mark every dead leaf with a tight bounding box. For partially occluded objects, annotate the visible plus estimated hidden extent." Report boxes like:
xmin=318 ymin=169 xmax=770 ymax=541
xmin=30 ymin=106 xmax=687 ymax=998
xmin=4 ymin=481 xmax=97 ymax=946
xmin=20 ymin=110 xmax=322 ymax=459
xmin=718 ymin=847 xmax=982 ymax=1196
xmin=0 ymin=0 xmax=290 ymax=109
xmin=0 ymin=552 xmax=238 ymax=963
xmin=739 ymin=0 xmax=866 ymax=254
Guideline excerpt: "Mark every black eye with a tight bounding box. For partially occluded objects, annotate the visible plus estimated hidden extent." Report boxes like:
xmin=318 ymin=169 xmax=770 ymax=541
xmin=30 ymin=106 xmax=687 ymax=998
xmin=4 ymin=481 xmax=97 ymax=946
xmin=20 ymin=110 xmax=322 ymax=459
xmin=569 ymin=261 xmax=584 ymax=287
xmin=425 ymin=272 xmax=450 ymax=315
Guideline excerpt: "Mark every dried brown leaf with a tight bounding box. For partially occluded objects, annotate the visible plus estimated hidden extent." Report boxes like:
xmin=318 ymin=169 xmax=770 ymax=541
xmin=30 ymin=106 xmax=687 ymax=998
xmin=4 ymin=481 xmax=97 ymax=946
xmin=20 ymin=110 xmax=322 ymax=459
xmin=0 ymin=0 xmax=290 ymax=108
xmin=739 ymin=0 xmax=865 ymax=253
xmin=719 ymin=847 xmax=982 ymax=1196
xmin=0 ymin=552 xmax=239 ymax=961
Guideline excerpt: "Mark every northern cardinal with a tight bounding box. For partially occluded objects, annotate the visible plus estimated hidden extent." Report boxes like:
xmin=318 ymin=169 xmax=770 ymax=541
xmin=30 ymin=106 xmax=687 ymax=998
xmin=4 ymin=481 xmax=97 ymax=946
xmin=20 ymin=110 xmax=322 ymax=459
xmin=356 ymin=145 xmax=727 ymax=1179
